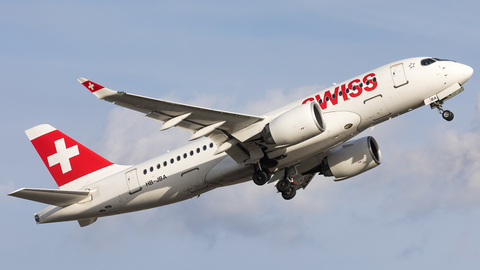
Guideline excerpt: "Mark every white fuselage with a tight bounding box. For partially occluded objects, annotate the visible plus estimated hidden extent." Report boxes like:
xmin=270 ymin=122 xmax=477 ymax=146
xmin=36 ymin=57 xmax=473 ymax=224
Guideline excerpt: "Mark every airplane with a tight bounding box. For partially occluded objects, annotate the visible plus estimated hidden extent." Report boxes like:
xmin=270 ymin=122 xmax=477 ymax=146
xmin=9 ymin=57 xmax=473 ymax=227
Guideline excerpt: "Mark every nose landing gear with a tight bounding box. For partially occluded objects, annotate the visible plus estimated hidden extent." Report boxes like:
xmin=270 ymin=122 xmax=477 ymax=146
xmin=431 ymin=100 xmax=454 ymax=121
xmin=442 ymin=110 xmax=454 ymax=121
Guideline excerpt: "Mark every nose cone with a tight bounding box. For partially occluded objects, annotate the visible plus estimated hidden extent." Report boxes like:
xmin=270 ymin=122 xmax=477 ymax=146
xmin=458 ymin=63 xmax=474 ymax=85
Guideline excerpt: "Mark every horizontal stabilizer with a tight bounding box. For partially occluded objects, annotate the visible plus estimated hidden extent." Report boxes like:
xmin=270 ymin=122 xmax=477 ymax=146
xmin=8 ymin=188 xmax=90 ymax=207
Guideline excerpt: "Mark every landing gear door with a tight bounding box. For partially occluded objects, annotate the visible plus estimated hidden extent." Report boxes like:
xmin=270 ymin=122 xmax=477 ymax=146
xmin=390 ymin=63 xmax=408 ymax=88
xmin=125 ymin=169 xmax=142 ymax=195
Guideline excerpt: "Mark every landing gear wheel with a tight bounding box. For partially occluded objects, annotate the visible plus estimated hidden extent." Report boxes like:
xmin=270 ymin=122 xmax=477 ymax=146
xmin=253 ymin=171 xmax=269 ymax=186
xmin=442 ymin=110 xmax=454 ymax=121
xmin=277 ymin=179 xmax=291 ymax=192
xmin=432 ymin=100 xmax=454 ymax=122
xmin=281 ymin=186 xmax=296 ymax=200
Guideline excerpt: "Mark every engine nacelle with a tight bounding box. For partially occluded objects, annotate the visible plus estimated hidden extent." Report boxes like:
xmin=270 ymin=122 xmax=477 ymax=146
xmin=263 ymin=102 xmax=325 ymax=146
xmin=321 ymin=136 xmax=382 ymax=181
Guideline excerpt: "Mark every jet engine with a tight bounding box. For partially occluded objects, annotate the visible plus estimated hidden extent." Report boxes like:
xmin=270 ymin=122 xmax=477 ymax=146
xmin=263 ymin=102 xmax=325 ymax=146
xmin=320 ymin=136 xmax=382 ymax=181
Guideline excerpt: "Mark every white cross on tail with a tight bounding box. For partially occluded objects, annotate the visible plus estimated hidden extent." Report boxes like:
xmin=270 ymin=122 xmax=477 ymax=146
xmin=47 ymin=138 xmax=79 ymax=174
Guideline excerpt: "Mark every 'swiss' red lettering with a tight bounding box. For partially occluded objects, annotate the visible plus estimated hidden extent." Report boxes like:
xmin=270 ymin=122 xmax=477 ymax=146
xmin=314 ymin=86 xmax=348 ymax=110
xmin=363 ymin=73 xmax=377 ymax=91
xmin=348 ymin=79 xmax=362 ymax=98
xmin=302 ymin=73 xmax=378 ymax=109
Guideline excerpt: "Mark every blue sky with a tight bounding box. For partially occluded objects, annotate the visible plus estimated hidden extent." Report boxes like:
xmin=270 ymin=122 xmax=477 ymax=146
xmin=2 ymin=1 xmax=480 ymax=269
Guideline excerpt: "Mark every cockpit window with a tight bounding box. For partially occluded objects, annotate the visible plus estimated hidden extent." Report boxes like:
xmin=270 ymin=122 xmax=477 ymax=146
xmin=421 ymin=58 xmax=436 ymax=66
xmin=433 ymin=58 xmax=455 ymax=62
xmin=421 ymin=57 xmax=455 ymax=66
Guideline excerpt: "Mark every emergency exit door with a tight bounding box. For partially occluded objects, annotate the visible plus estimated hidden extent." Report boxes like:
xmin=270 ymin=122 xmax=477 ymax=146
xmin=390 ymin=63 xmax=408 ymax=88
xmin=125 ymin=169 xmax=142 ymax=195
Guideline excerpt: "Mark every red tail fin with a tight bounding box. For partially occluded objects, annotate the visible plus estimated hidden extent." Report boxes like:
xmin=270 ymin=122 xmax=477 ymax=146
xmin=26 ymin=124 xmax=113 ymax=188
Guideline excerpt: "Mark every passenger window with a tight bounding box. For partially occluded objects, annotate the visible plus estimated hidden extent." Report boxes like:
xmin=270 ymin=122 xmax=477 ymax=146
xmin=157 ymin=164 xmax=161 ymax=169
xmin=143 ymin=169 xmax=147 ymax=175
xmin=183 ymin=153 xmax=187 ymax=158
xmin=150 ymin=167 xmax=154 ymax=172
xmin=164 ymin=161 xmax=167 ymax=167
xmin=190 ymin=150 xmax=194 ymax=156
xmin=170 ymin=158 xmax=174 ymax=164
xmin=177 ymin=156 xmax=181 ymax=161
xmin=210 ymin=143 xmax=214 ymax=148
xmin=197 ymin=148 xmax=200 ymax=153
xmin=203 ymin=145 xmax=207 ymax=151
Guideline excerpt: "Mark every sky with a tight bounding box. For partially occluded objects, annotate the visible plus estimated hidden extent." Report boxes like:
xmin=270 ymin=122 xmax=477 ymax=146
xmin=2 ymin=0 xmax=480 ymax=269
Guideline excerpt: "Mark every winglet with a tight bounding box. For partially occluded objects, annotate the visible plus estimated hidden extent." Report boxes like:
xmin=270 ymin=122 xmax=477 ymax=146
xmin=77 ymin=78 xmax=119 ymax=100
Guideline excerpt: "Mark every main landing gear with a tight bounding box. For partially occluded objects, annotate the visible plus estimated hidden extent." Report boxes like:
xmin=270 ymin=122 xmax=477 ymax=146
xmin=252 ymin=157 xmax=277 ymax=186
xmin=276 ymin=178 xmax=296 ymax=200
xmin=432 ymin=101 xmax=454 ymax=121
xmin=253 ymin=169 xmax=270 ymax=186
xmin=252 ymin=163 xmax=298 ymax=200
xmin=274 ymin=166 xmax=297 ymax=200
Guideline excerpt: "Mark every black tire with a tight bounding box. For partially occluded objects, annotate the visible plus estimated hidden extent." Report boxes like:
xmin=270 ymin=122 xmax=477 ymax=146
xmin=281 ymin=186 xmax=296 ymax=200
xmin=253 ymin=171 xmax=269 ymax=186
xmin=442 ymin=110 xmax=454 ymax=121
xmin=277 ymin=179 xmax=291 ymax=192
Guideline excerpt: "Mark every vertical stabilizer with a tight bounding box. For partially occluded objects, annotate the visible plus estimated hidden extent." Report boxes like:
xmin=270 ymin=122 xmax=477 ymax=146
xmin=25 ymin=124 xmax=115 ymax=189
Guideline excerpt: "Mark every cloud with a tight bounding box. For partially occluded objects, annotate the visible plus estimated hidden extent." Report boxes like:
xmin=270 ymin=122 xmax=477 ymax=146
xmin=353 ymin=109 xmax=480 ymax=224
xmin=99 ymin=107 xmax=189 ymax=165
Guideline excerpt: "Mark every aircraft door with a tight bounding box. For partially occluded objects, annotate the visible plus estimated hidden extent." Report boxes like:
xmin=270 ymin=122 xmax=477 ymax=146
xmin=390 ymin=63 xmax=408 ymax=88
xmin=125 ymin=169 xmax=142 ymax=195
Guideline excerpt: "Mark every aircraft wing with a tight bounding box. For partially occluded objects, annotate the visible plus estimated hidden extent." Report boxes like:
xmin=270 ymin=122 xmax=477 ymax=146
xmin=78 ymin=78 xmax=267 ymax=162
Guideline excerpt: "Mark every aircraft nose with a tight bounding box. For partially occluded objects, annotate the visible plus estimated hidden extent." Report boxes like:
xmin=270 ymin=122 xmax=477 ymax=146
xmin=458 ymin=63 xmax=474 ymax=85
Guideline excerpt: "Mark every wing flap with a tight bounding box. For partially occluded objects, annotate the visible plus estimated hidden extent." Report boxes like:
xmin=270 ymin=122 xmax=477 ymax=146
xmin=9 ymin=188 xmax=90 ymax=207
